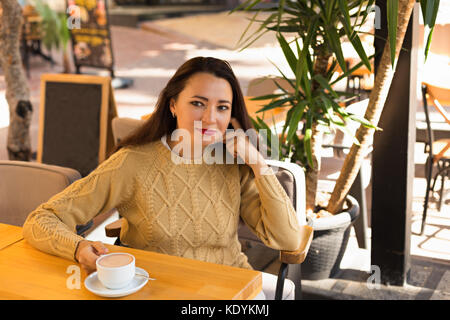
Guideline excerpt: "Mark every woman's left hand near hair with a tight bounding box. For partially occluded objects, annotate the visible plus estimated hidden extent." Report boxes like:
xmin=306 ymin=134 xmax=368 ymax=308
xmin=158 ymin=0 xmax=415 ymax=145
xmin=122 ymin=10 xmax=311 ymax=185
xmin=224 ymin=118 xmax=271 ymax=178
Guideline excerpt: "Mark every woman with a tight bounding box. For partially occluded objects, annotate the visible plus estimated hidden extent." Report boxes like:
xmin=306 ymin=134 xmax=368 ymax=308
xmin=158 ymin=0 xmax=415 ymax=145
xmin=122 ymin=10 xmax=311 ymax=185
xmin=23 ymin=57 xmax=302 ymax=295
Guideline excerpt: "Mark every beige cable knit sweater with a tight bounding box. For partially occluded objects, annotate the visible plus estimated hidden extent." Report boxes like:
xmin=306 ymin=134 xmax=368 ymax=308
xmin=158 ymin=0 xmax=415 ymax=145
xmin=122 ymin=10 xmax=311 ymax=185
xmin=22 ymin=139 xmax=302 ymax=269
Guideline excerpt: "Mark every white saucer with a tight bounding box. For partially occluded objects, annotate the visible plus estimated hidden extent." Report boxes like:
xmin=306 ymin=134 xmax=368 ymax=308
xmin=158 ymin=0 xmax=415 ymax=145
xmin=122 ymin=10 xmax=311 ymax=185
xmin=84 ymin=267 xmax=150 ymax=298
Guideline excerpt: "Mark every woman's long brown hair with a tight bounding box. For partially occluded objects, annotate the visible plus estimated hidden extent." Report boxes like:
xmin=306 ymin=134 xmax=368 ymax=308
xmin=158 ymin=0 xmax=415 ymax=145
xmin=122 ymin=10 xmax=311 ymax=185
xmin=112 ymin=57 xmax=253 ymax=154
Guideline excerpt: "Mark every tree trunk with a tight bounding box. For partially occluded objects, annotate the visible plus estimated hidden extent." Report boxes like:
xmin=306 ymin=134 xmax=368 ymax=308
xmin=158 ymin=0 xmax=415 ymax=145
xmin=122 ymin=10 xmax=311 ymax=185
xmin=0 ymin=0 xmax=33 ymax=161
xmin=327 ymin=0 xmax=416 ymax=214
xmin=305 ymin=49 xmax=330 ymax=213
xmin=305 ymin=123 xmax=323 ymax=212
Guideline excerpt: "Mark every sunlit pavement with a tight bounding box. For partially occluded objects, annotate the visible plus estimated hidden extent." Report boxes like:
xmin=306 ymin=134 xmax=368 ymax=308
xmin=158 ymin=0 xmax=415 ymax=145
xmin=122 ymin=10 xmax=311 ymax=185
xmin=0 ymin=11 xmax=448 ymax=299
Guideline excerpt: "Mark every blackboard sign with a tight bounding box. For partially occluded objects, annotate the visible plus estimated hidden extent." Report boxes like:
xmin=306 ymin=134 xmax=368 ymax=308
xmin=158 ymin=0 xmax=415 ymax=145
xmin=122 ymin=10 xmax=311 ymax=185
xmin=67 ymin=0 xmax=114 ymax=74
xmin=37 ymin=74 xmax=117 ymax=177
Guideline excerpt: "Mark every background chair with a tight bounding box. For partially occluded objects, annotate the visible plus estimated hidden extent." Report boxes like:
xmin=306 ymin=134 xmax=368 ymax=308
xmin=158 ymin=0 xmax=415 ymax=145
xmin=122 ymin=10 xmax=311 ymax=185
xmin=111 ymin=117 xmax=145 ymax=145
xmin=247 ymin=77 xmax=294 ymax=97
xmin=420 ymin=83 xmax=450 ymax=235
xmin=0 ymin=160 xmax=92 ymax=236
xmin=105 ymin=117 xmax=313 ymax=300
xmin=107 ymin=116 xmax=145 ymax=247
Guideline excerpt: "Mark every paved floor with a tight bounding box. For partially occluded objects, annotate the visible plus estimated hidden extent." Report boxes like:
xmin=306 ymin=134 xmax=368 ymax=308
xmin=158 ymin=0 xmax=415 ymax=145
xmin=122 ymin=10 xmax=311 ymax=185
xmin=0 ymin=10 xmax=448 ymax=300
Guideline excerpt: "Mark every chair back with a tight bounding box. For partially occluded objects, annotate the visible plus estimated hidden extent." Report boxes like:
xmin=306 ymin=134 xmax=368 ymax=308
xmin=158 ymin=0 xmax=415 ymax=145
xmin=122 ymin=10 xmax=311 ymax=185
xmin=0 ymin=161 xmax=81 ymax=226
xmin=424 ymin=82 xmax=450 ymax=106
xmin=237 ymin=160 xmax=306 ymax=245
xmin=422 ymin=84 xmax=436 ymax=155
xmin=111 ymin=117 xmax=145 ymax=146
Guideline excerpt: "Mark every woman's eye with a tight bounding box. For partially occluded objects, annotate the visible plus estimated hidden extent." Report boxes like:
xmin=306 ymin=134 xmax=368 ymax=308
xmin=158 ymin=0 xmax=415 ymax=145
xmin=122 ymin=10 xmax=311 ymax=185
xmin=218 ymin=105 xmax=230 ymax=111
xmin=191 ymin=101 xmax=204 ymax=107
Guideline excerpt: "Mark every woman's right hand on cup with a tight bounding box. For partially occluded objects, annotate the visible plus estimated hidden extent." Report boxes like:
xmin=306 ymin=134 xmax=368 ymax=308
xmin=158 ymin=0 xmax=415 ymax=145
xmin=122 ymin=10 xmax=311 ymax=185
xmin=75 ymin=240 xmax=109 ymax=274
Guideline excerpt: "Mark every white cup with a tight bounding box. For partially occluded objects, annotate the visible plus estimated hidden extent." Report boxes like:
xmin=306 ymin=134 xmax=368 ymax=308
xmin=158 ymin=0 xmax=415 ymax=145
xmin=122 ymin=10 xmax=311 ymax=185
xmin=96 ymin=253 xmax=135 ymax=290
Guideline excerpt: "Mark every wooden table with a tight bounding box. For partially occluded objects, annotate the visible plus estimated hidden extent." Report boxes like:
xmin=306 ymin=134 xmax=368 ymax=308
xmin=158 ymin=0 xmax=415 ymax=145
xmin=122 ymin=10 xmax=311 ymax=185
xmin=0 ymin=236 xmax=262 ymax=300
xmin=0 ymin=223 xmax=23 ymax=250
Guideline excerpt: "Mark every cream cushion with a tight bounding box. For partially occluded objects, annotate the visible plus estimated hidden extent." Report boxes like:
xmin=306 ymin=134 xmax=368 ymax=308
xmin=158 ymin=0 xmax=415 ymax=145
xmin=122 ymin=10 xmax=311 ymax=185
xmin=0 ymin=161 xmax=81 ymax=226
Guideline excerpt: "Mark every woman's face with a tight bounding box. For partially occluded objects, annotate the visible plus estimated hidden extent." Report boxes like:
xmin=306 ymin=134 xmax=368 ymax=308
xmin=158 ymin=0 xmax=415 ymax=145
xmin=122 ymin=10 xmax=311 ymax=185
xmin=170 ymin=72 xmax=233 ymax=149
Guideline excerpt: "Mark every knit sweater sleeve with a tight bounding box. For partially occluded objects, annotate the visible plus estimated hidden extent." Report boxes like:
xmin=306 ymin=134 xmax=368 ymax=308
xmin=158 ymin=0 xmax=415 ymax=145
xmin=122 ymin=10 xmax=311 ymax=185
xmin=22 ymin=148 xmax=137 ymax=261
xmin=238 ymin=164 xmax=302 ymax=251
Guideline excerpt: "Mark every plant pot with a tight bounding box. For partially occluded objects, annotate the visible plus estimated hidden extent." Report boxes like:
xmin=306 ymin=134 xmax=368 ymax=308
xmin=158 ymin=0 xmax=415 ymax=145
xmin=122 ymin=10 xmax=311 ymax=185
xmin=302 ymin=195 xmax=360 ymax=280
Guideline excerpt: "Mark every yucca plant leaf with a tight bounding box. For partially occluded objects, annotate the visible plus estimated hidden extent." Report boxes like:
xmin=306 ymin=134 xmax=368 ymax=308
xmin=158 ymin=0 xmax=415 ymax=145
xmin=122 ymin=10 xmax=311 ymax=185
xmin=268 ymin=59 xmax=297 ymax=92
xmin=229 ymin=0 xmax=263 ymax=14
xmin=314 ymin=74 xmax=339 ymax=99
xmin=277 ymin=34 xmax=298 ymax=76
xmin=329 ymin=52 xmax=376 ymax=86
xmin=325 ymin=0 xmax=337 ymax=23
xmin=281 ymin=106 xmax=295 ymax=138
xmin=298 ymin=0 xmax=320 ymax=17
xmin=300 ymin=65 xmax=312 ymax=101
xmin=387 ymin=0 xmax=398 ymax=68
xmin=295 ymin=38 xmax=302 ymax=97
xmin=319 ymin=94 xmax=345 ymax=126
xmin=338 ymin=0 xmax=352 ymax=31
xmin=336 ymin=121 xmax=361 ymax=146
xmin=347 ymin=113 xmax=380 ymax=130
xmin=337 ymin=1 xmax=372 ymax=71
xmin=250 ymin=116 xmax=260 ymax=129
xmin=286 ymin=100 xmax=308 ymax=143
xmin=349 ymin=0 xmax=364 ymax=28
xmin=236 ymin=10 xmax=261 ymax=49
xmin=273 ymin=78 xmax=299 ymax=97
xmin=249 ymin=93 xmax=286 ymax=100
xmin=349 ymin=35 xmax=372 ymax=71
xmin=304 ymin=110 xmax=314 ymax=168
xmin=305 ymin=50 xmax=314 ymax=76
xmin=326 ymin=59 xmax=338 ymax=80
xmin=420 ymin=0 xmax=440 ymax=61
xmin=325 ymin=26 xmax=347 ymax=73
xmin=268 ymin=25 xmax=301 ymax=33
xmin=358 ymin=0 xmax=376 ymax=28
xmin=256 ymin=115 xmax=273 ymax=132
xmin=277 ymin=0 xmax=286 ymax=33
xmin=255 ymin=97 xmax=293 ymax=113
xmin=238 ymin=12 xmax=276 ymax=51
xmin=295 ymin=17 xmax=319 ymax=94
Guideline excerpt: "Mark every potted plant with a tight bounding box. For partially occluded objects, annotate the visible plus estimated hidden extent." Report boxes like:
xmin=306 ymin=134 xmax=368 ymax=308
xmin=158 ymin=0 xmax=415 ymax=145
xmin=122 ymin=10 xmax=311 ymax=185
xmin=232 ymin=0 xmax=440 ymax=280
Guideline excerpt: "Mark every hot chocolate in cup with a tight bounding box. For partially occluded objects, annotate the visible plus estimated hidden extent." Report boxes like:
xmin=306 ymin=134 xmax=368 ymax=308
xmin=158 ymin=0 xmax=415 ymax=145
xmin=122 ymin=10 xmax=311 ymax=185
xmin=96 ymin=253 xmax=135 ymax=289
